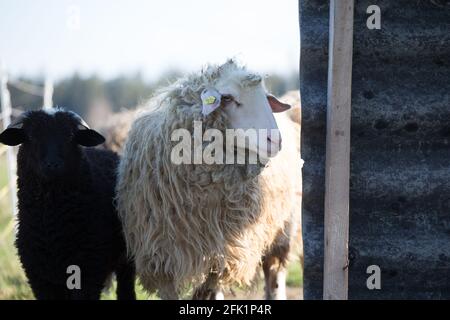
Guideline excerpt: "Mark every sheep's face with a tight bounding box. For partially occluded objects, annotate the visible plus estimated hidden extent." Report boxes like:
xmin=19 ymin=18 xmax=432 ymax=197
xmin=204 ymin=72 xmax=291 ymax=161
xmin=0 ymin=110 xmax=105 ymax=180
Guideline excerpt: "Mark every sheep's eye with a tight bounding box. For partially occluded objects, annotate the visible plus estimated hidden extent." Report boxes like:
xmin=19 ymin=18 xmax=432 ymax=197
xmin=222 ymin=94 xmax=241 ymax=106
xmin=222 ymin=94 xmax=234 ymax=103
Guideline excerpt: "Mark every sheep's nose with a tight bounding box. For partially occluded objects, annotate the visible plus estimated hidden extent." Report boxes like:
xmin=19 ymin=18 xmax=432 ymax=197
xmin=45 ymin=161 xmax=62 ymax=170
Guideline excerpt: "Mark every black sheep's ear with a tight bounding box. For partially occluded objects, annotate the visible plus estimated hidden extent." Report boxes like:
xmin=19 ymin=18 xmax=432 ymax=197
xmin=0 ymin=128 xmax=27 ymax=146
xmin=72 ymin=113 xmax=105 ymax=147
xmin=0 ymin=116 xmax=27 ymax=146
xmin=75 ymin=129 xmax=105 ymax=147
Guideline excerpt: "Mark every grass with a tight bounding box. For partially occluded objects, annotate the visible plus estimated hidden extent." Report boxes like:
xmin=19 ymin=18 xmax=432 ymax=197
xmin=0 ymin=157 xmax=31 ymax=299
xmin=286 ymin=260 xmax=303 ymax=287
xmin=0 ymin=155 xmax=302 ymax=300
xmin=100 ymin=282 xmax=156 ymax=300
xmin=0 ymin=155 xmax=8 ymax=188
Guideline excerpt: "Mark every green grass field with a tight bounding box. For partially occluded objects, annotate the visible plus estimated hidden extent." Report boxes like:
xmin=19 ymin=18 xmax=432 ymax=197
xmin=0 ymin=156 xmax=302 ymax=300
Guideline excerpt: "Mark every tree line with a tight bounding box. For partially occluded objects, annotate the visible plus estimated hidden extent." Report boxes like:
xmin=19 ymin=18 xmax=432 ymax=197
xmin=8 ymin=71 xmax=299 ymax=119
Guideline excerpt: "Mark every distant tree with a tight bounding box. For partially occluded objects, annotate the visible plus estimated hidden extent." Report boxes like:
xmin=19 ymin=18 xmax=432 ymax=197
xmin=8 ymin=77 xmax=44 ymax=111
xmin=152 ymin=69 xmax=183 ymax=88
xmin=53 ymin=74 xmax=105 ymax=117
xmin=6 ymin=70 xmax=298 ymax=119
xmin=104 ymin=73 xmax=154 ymax=112
xmin=265 ymin=72 xmax=299 ymax=97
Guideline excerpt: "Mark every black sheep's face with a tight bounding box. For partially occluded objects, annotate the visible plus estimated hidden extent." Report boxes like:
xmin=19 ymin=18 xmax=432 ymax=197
xmin=0 ymin=110 xmax=105 ymax=180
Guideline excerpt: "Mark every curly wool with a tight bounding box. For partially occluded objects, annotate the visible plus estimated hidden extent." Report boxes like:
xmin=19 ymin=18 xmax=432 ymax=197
xmin=97 ymin=108 xmax=139 ymax=155
xmin=116 ymin=61 xmax=302 ymax=296
xmin=5 ymin=110 xmax=136 ymax=300
xmin=280 ymin=90 xmax=301 ymax=125
xmin=16 ymin=148 xmax=134 ymax=299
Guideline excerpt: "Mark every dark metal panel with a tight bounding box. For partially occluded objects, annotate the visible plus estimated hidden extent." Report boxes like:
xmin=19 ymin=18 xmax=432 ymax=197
xmin=300 ymin=0 xmax=450 ymax=299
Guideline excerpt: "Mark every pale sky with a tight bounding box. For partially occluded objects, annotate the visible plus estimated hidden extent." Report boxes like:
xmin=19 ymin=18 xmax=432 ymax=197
xmin=0 ymin=0 xmax=299 ymax=80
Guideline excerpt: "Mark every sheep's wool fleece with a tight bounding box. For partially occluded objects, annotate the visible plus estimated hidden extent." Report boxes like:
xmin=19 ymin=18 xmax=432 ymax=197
xmin=116 ymin=61 xmax=301 ymax=296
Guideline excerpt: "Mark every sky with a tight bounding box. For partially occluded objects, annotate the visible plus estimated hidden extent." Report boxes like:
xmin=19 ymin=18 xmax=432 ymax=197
xmin=0 ymin=0 xmax=299 ymax=81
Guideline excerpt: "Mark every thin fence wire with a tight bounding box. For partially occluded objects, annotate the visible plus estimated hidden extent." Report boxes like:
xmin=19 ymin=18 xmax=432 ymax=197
xmin=0 ymin=63 xmax=53 ymax=219
xmin=8 ymin=78 xmax=45 ymax=97
xmin=1 ymin=63 xmax=18 ymax=217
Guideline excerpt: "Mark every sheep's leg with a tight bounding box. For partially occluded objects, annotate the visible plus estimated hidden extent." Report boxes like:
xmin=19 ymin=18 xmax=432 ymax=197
xmin=30 ymin=279 xmax=67 ymax=300
xmin=115 ymin=259 xmax=136 ymax=300
xmin=70 ymin=282 xmax=103 ymax=300
xmin=192 ymin=273 xmax=222 ymax=300
xmin=215 ymin=290 xmax=225 ymax=300
xmin=192 ymin=288 xmax=224 ymax=300
xmin=263 ymin=217 xmax=297 ymax=300
xmin=275 ymin=268 xmax=287 ymax=300
xmin=262 ymin=256 xmax=277 ymax=300
xmin=262 ymin=256 xmax=288 ymax=300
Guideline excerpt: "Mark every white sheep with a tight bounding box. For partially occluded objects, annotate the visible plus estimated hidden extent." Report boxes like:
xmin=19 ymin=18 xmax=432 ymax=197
xmin=96 ymin=108 xmax=139 ymax=155
xmin=280 ymin=90 xmax=301 ymax=125
xmin=116 ymin=60 xmax=302 ymax=299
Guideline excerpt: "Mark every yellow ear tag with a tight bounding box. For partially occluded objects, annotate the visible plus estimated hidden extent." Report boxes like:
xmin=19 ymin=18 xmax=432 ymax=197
xmin=201 ymin=88 xmax=221 ymax=116
xmin=204 ymin=96 xmax=216 ymax=105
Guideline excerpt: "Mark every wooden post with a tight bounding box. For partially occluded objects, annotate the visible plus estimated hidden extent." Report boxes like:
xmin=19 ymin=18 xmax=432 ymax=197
xmin=43 ymin=76 xmax=53 ymax=110
xmin=323 ymin=0 xmax=354 ymax=300
xmin=0 ymin=62 xmax=18 ymax=216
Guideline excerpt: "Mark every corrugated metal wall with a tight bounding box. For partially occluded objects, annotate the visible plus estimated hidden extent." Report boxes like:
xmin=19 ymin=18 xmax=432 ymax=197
xmin=300 ymin=0 xmax=450 ymax=299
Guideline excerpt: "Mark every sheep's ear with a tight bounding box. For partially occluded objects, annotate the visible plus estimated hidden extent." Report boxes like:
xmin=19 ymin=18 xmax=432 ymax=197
xmin=0 ymin=127 xmax=26 ymax=146
xmin=201 ymin=88 xmax=222 ymax=116
xmin=0 ymin=117 xmax=27 ymax=146
xmin=267 ymin=94 xmax=291 ymax=113
xmin=73 ymin=114 xmax=105 ymax=147
xmin=75 ymin=129 xmax=105 ymax=147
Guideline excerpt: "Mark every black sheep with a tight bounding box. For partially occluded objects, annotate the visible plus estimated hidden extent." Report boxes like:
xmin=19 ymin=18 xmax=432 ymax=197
xmin=0 ymin=109 xmax=136 ymax=300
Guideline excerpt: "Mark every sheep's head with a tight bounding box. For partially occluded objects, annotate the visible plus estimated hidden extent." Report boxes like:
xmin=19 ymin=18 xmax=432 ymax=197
xmin=201 ymin=61 xmax=290 ymax=161
xmin=0 ymin=109 xmax=105 ymax=180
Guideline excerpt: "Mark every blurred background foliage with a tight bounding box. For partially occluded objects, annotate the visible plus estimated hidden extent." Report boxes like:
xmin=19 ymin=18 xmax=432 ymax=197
xmin=8 ymin=71 xmax=299 ymax=123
